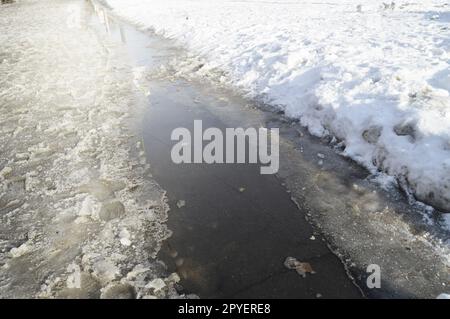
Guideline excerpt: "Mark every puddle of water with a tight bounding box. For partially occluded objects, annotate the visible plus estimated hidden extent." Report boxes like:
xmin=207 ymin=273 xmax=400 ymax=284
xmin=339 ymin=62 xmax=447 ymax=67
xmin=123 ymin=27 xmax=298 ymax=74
xmin=143 ymin=81 xmax=362 ymax=298
xmin=188 ymin=83 xmax=450 ymax=298
xmin=87 ymin=1 xmax=178 ymax=68
xmin=89 ymin=1 xmax=449 ymax=298
xmin=86 ymin=1 xmax=362 ymax=298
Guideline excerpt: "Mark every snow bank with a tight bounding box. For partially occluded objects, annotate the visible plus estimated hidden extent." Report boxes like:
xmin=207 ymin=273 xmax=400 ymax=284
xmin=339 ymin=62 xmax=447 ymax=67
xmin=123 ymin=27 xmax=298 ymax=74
xmin=107 ymin=0 xmax=450 ymax=213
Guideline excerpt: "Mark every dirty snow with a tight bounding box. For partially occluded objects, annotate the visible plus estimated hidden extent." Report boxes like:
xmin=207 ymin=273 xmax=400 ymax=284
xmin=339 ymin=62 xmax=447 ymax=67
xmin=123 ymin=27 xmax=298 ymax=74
xmin=0 ymin=0 xmax=182 ymax=298
xmin=106 ymin=0 xmax=450 ymax=215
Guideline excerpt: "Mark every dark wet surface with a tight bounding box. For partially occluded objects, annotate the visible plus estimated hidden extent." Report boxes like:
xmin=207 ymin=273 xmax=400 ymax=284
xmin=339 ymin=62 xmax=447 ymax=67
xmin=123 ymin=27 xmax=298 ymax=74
xmin=88 ymin=0 xmax=450 ymax=299
xmin=144 ymin=83 xmax=361 ymax=298
xmin=86 ymin=1 xmax=362 ymax=298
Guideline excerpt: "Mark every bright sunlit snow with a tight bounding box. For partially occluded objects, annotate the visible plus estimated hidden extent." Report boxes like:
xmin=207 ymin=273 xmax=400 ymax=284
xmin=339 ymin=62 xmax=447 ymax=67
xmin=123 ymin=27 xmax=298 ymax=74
xmin=106 ymin=0 xmax=450 ymax=215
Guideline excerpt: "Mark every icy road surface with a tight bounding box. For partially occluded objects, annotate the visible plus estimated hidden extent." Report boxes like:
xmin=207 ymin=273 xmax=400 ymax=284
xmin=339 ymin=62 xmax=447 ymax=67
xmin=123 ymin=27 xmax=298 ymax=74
xmin=0 ymin=0 xmax=182 ymax=298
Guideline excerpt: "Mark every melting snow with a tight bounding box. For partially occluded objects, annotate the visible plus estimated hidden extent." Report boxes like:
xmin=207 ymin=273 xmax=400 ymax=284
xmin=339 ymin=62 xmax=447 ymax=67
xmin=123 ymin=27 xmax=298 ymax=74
xmin=0 ymin=0 xmax=181 ymax=299
xmin=107 ymin=0 xmax=450 ymax=215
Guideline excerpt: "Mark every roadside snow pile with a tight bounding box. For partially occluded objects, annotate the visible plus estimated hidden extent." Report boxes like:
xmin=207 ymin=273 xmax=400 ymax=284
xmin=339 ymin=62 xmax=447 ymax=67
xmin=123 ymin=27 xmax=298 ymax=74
xmin=107 ymin=0 xmax=450 ymax=213
xmin=0 ymin=0 xmax=182 ymax=299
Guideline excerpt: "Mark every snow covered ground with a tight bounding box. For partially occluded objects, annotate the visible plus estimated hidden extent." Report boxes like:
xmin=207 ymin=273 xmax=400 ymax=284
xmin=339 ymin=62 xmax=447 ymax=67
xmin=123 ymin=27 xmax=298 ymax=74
xmin=0 ymin=0 xmax=184 ymax=298
xmin=106 ymin=0 xmax=450 ymax=215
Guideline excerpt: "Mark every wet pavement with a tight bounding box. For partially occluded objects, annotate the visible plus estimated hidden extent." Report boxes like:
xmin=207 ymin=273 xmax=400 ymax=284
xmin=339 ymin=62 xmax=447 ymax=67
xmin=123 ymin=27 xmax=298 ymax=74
xmin=0 ymin=0 xmax=448 ymax=299
xmin=90 ymin=0 xmax=450 ymax=299
xmin=144 ymin=82 xmax=361 ymax=298
xmin=89 ymin=1 xmax=362 ymax=298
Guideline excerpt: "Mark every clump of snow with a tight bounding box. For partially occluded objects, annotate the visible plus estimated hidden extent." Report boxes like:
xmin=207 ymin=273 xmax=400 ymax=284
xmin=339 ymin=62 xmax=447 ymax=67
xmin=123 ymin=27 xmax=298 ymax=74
xmin=66 ymin=263 xmax=82 ymax=289
xmin=443 ymin=214 xmax=450 ymax=231
xmin=107 ymin=0 xmax=450 ymax=213
xmin=78 ymin=196 xmax=100 ymax=219
xmin=145 ymin=278 xmax=166 ymax=292
xmin=0 ymin=167 xmax=13 ymax=180
xmin=9 ymin=243 xmax=31 ymax=259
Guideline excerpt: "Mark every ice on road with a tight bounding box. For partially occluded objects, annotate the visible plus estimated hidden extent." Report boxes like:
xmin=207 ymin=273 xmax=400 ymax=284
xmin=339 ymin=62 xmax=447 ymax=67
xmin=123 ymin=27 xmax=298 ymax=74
xmin=0 ymin=0 xmax=180 ymax=298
